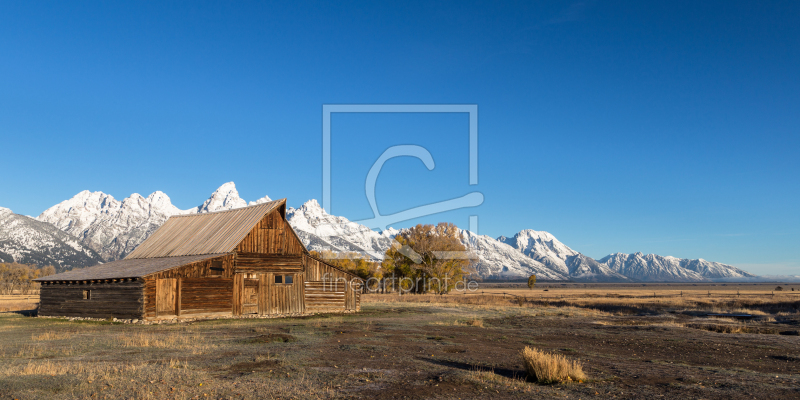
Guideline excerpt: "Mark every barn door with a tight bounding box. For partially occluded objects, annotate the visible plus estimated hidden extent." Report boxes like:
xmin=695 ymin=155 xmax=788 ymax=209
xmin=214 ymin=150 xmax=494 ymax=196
xmin=243 ymin=278 xmax=259 ymax=314
xmin=156 ymin=278 xmax=177 ymax=316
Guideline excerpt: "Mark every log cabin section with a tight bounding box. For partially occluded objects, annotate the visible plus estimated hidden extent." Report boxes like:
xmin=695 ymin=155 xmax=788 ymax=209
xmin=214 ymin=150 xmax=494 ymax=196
xmin=35 ymin=199 xmax=361 ymax=320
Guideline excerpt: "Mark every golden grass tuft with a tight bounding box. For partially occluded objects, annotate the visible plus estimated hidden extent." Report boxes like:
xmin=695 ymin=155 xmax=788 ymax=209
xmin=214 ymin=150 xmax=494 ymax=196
xmin=116 ymin=332 xmax=216 ymax=353
xmin=520 ymin=346 xmax=586 ymax=384
xmin=31 ymin=331 xmax=73 ymax=341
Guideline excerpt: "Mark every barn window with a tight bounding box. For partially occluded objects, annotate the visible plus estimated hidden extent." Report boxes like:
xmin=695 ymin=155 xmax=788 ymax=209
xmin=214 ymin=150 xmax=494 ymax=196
xmin=274 ymin=275 xmax=283 ymax=284
xmin=285 ymin=275 xmax=293 ymax=284
xmin=82 ymin=290 xmax=91 ymax=300
xmin=210 ymin=260 xmax=224 ymax=277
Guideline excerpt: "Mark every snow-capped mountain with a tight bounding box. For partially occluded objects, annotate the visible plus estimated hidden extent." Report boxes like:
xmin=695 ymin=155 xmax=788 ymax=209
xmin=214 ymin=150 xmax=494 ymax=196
xmin=36 ymin=182 xmax=259 ymax=260
xmin=498 ymin=230 xmax=578 ymax=275
xmin=286 ymin=200 xmax=395 ymax=260
xmin=599 ymin=252 xmax=754 ymax=282
xmin=678 ymin=258 xmax=757 ymax=280
xmin=0 ymin=207 xmax=104 ymax=271
xmin=283 ymin=201 xmax=569 ymax=279
xmin=37 ymin=190 xmax=188 ymax=260
xmin=26 ymin=182 xmax=757 ymax=281
xmin=498 ymin=230 xmax=628 ymax=281
xmin=564 ymin=254 xmax=630 ymax=282
xmin=195 ymin=182 xmax=271 ymax=213
xmin=458 ymin=230 xmax=568 ymax=280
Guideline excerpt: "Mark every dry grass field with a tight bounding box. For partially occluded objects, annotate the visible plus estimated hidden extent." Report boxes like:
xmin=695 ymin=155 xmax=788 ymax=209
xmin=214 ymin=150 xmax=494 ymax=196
xmin=469 ymin=281 xmax=799 ymax=297
xmin=1 ymin=284 xmax=799 ymax=399
xmin=0 ymin=294 xmax=40 ymax=313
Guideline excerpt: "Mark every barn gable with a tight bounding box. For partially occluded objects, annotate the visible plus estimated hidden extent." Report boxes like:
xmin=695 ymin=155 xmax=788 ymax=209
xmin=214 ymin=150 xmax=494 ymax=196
xmin=125 ymin=199 xmax=289 ymax=259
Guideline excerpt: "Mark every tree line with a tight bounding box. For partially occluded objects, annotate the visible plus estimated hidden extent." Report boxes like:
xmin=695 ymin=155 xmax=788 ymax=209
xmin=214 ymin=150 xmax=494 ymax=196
xmin=0 ymin=263 xmax=56 ymax=295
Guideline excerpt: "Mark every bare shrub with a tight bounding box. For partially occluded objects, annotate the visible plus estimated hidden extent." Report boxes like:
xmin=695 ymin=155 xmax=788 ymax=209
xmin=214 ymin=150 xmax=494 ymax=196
xmin=465 ymin=318 xmax=484 ymax=327
xmin=520 ymin=346 xmax=586 ymax=384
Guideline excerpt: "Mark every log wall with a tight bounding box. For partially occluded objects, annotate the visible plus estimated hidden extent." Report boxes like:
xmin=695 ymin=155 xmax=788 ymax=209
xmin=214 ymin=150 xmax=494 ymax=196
xmin=38 ymin=280 xmax=144 ymax=319
xmin=304 ymin=281 xmax=346 ymax=313
xmin=150 ymin=254 xmax=235 ymax=280
xmin=303 ymin=254 xmax=361 ymax=312
xmin=304 ymin=253 xmax=356 ymax=281
xmin=180 ymin=278 xmax=233 ymax=315
xmin=235 ymin=253 xmax=302 ymax=273
xmin=144 ymin=254 xmax=234 ymax=318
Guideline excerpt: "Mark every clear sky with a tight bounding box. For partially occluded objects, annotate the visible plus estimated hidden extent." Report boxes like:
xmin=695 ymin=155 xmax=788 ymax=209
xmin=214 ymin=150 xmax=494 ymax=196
xmin=1 ymin=1 xmax=798 ymax=275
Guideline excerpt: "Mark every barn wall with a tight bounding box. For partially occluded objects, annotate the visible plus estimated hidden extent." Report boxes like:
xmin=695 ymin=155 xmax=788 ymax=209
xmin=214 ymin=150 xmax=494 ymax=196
xmin=144 ymin=254 xmax=234 ymax=319
xmin=303 ymin=254 xmax=357 ymax=282
xmin=264 ymin=272 xmax=304 ymax=314
xmin=180 ymin=278 xmax=233 ymax=315
xmin=150 ymin=254 xmax=235 ymax=280
xmin=236 ymin=206 xmax=305 ymax=255
xmin=303 ymin=254 xmax=361 ymax=312
xmin=235 ymin=253 xmax=302 ymax=273
xmin=236 ymin=272 xmax=303 ymax=315
xmin=304 ymin=281 xmax=346 ymax=313
xmin=39 ymin=280 xmax=144 ymax=319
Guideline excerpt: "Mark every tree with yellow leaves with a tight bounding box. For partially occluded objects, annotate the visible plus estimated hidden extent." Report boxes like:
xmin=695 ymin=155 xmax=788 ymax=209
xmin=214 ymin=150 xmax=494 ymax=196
xmin=382 ymin=223 xmax=475 ymax=294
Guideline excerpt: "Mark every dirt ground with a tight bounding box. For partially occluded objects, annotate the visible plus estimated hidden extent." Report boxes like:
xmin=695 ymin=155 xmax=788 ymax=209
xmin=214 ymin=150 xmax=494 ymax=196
xmin=1 ymin=294 xmax=799 ymax=399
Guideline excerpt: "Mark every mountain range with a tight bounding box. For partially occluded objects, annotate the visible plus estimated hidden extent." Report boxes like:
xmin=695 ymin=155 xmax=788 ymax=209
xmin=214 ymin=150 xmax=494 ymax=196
xmin=0 ymin=182 xmax=756 ymax=281
xmin=0 ymin=207 xmax=104 ymax=271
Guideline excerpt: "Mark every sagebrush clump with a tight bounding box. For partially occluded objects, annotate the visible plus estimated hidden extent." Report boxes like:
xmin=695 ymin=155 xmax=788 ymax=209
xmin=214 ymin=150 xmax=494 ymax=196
xmin=520 ymin=346 xmax=586 ymax=384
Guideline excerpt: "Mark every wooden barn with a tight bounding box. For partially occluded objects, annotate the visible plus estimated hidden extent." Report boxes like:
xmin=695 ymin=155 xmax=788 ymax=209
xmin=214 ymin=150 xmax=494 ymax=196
xmin=34 ymin=199 xmax=361 ymax=320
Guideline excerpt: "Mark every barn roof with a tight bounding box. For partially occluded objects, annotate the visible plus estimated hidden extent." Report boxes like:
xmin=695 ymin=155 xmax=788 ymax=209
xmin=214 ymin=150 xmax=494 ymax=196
xmin=34 ymin=254 xmax=225 ymax=281
xmin=125 ymin=199 xmax=285 ymax=259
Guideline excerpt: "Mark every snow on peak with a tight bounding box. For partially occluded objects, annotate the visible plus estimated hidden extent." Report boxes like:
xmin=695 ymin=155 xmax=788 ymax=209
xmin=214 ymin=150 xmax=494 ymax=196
xmin=300 ymin=199 xmax=324 ymax=212
xmin=498 ymin=229 xmax=577 ymax=275
xmin=248 ymin=195 xmax=273 ymax=206
xmin=596 ymin=252 xmax=753 ymax=281
xmin=34 ymin=182 xmax=275 ymax=260
xmin=195 ymin=182 xmax=247 ymax=213
xmin=0 ymin=206 xmax=104 ymax=270
xmin=457 ymin=228 xmax=568 ymax=280
xmin=380 ymin=227 xmax=400 ymax=238
xmin=147 ymin=190 xmax=169 ymax=203
xmin=36 ymin=188 xmax=190 ymax=260
xmin=285 ymin=199 xmax=391 ymax=260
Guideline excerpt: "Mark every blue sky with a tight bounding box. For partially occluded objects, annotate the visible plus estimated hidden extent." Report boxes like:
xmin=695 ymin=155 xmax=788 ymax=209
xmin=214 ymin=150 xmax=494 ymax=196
xmin=1 ymin=1 xmax=798 ymax=275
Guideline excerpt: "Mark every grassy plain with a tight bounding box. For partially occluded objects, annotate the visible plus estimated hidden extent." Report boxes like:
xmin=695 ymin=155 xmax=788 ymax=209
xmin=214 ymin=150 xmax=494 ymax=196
xmin=0 ymin=284 xmax=799 ymax=399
